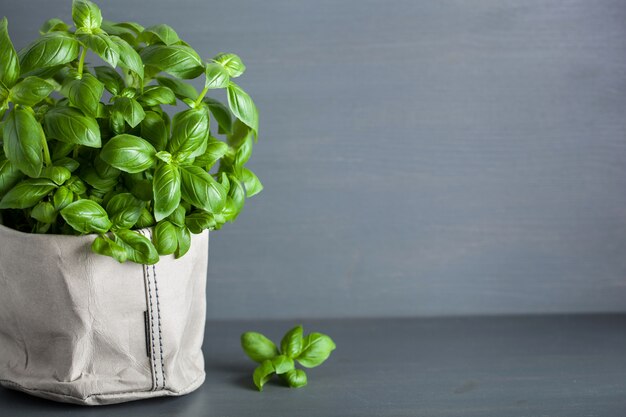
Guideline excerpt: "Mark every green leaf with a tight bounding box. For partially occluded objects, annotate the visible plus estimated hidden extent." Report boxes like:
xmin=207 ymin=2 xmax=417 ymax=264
xmin=72 ymin=0 xmax=102 ymax=30
xmin=63 ymin=72 xmax=104 ymax=116
xmin=241 ymin=332 xmax=280 ymax=363
xmin=193 ymin=139 xmax=228 ymax=170
xmin=44 ymin=106 xmax=102 ymax=147
xmin=39 ymin=166 xmax=71 ymax=185
xmin=135 ymin=207 xmax=155 ymax=228
xmin=138 ymin=85 xmax=176 ymax=106
xmin=185 ymin=211 xmax=215 ymax=234
xmin=112 ymin=97 xmax=145 ymax=128
xmin=39 ymin=18 xmax=70 ymax=35
xmin=227 ymin=82 xmax=258 ymax=136
xmin=9 ymin=76 xmax=54 ymax=106
xmin=78 ymin=32 xmax=119 ymax=67
xmin=242 ymin=168 xmax=263 ymax=198
xmin=204 ymin=97 xmax=233 ymax=135
xmin=153 ymin=220 xmax=178 ymax=255
xmin=138 ymin=24 xmax=180 ymax=46
xmin=19 ymin=33 xmax=80 ymax=75
xmin=60 ymin=199 xmax=111 ymax=234
xmin=0 ymin=178 xmax=56 ymax=209
xmin=168 ymin=204 xmax=186 ymax=227
xmin=153 ymin=162 xmax=181 ymax=221
xmin=271 ymin=355 xmax=295 ymax=375
xmin=53 ymin=157 xmax=80 ymax=172
xmin=100 ymin=134 xmax=156 ymax=173
xmin=53 ymin=186 xmax=73 ymax=210
xmin=106 ymin=192 xmax=144 ymax=229
xmin=213 ymin=53 xmax=246 ymax=78
xmin=168 ymin=107 xmax=209 ymax=158
xmin=110 ymin=35 xmax=144 ymax=79
xmin=140 ymin=44 xmax=204 ymax=79
xmin=141 ymin=111 xmax=168 ymax=151
xmin=204 ymin=63 xmax=230 ymax=89
xmin=0 ymin=17 xmax=20 ymax=88
xmin=283 ymin=369 xmax=307 ymax=389
xmin=3 ymin=107 xmax=45 ymax=178
xmin=0 ymin=158 xmax=23 ymax=198
xmin=156 ymin=76 xmax=198 ymax=100
xmin=31 ymin=201 xmax=56 ymax=223
xmin=92 ymin=234 xmax=127 ymax=263
xmin=66 ymin=175 xmax=87 ymax=195
xmin=113 ymin=229 xmax=159 ymax=264
xmin=295 ymin=333 xmax=336 ymax=368
xmin=280 ymin=325 xmax=304 ymax=359
xmin=223 ymin=175 xmax=245 ymax=222
xmin=253 ymin=360 xmax=275 ymax=392
xmin=94 ymin=65 xmax=125 ymax=95
xmin=125 ymin=173 xmax=153 ymax=201
xmin=179 ymin=165 xmax=226 ymax=213
xmin=175 ymin=225 xmax=191 ymax=258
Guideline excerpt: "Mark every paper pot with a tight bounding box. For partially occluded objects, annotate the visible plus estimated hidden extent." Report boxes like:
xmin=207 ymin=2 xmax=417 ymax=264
xmin=0 ymin=224 xmax=209 ymax=405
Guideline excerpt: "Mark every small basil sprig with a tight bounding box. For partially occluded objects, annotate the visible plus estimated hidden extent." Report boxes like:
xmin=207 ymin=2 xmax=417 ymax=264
xmin=0 ymin=0 xmax=262 ymax=264
xmin=241 ymin=326 xmax=336 ymax=391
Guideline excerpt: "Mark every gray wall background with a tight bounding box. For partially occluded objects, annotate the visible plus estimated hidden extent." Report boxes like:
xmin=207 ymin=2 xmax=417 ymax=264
xmin=3 ymin=0 xmax=626 ymax=319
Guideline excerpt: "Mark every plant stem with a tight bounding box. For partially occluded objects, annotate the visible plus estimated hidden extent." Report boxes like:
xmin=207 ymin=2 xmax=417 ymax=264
xmin=194 ymin=85 xmax=209 ymax=107
xmin=41 ymin=135 xmax=52 ymax=166
xmin=77 ymin=47 xmax=88 ymax=77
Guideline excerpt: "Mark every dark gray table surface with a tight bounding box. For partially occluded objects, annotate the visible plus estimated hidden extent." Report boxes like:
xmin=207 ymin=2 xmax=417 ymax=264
xmin=0 ymin=315 xmax=625 ymax=416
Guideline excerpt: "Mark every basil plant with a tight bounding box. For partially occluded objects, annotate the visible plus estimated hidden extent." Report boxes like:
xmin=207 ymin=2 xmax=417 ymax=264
xmin=0 ymin=0 xmax=262 ymax=264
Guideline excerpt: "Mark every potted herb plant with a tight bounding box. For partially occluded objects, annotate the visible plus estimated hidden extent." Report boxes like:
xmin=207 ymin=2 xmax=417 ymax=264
xmin=0 ymin=0 xmax=261 ymax=405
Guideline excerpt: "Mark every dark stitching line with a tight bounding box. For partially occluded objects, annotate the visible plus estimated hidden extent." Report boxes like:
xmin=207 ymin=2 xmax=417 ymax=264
xmin=148 ymin=229 xmax=166 ymax=390
xmin=143 ymin=242 xmax=159 ymax=391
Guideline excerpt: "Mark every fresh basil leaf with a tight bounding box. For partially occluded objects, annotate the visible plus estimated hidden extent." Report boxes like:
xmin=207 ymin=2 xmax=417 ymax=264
xmin=140 ymin=111 xmax=168 ymax=151
xmin=253 ymin=360 xmax=275 ymax=392
xmin=241 ymin=167 xmax=263 ymax=198
xmin=0 ymin=17 xmax=20 ymax=88
xmin=113 ymin=229 xmax=159 ymax=264
xmin=153 ymin=220 xmax=178 ymax=255
xmin=234 ymin=135 xmax=253 ymax=167
xmin=3 ymin=107 xmax=44 ymax=178
xmin=100 ymin=134 xmax=156 ymax=173
xmin=283 ymin=369 xmax=307 ymax=389
xmin=125 ymin=173 xmax=153 ymax=201
xmin=39 ymin=165 xmax=71 ymax=185
xmin=66 ymin=175 xmax=87 ymax=195
xmin=153 ymin=162 xmax=181 ymax=221
xmin=92 ymin=234 xmax=127 ymax=263
xmin=168 ymin=204 xmax=186 ymax=227
xmin=72 ymin=0 xmax=102 ymax=30
xmin=280 ymin=325 xmax=304 ymax=359
xmin=77 ymin=32 xmax=119 ymax=67
xmin=0 ymin=158 xmax=22 ymax=198
xmin=111 ymin=96 xmax=145 ymax=128
xmin=60 ymin=199 xmax=111 ymax=234
xmin=9 ymin=76 xmax=54 ymax=107
xmin=94 ymin=154 xmax=120 ymax=179
xmin=31 ymin=201 xmax=56 ymax=223
xmin=138 ymin=85 xmax=176 ymax=106
xmin=105 ymin=192 xmax=144 ymax=229
xmin=227 ymin=118 xmax=254 ymax=149
xmin=204 ymin=63 xmax=229 ymax=89
xmin=156 ymin=76 xmax=198 ymax=100
xmin=44 ymin=106 xmax=102 ymax=147
xmin=39 ymin=18 xmax=70 ymax=35
xmin=271 ymin=355 xmax=295 ymax=375
xmin=110 ymin=35 xmax=144 ymax=79
xmin=241 ymin=332 xmax=280 ymax=363
xmin=138 ymin=24 xmax=180 ymax=46
xmin=227 ymin=82 xmax=258 ymax=136
xmin=94 ymin=65 xmax=124 ymax=95
xmin=295 ymin=333 xmax=336 ymax=368
xmin=63 ymin=72 xmax=104 ymax=116
xmin=213 ymin=53 xmax=246 ymax=78
xmin=135 ymin=207 xmax=155 ymax=228
xmin=19 ymin=33 xmax=80 ymax=75
xmin=193 ymin=139 xmax=228 ymax=170
xmin=185 ymin=211 xmax=215 ymax=234
xmin=53 ymin=186 xmax=73 ymax=210
xmin=105 ymin=20 xmax=144 ymax=37
xmin=140 ymin=44 xmax=204 ymax=79
xmin=168 ymin=107 xmax=209 ymax=159
xmin=179 ymin=165 xmax=226 ymax=213
xmin=204 ymin=97 xmax=233 ymax=134
xmin=53 ymin=157 xmax=80 ymax=173
xmin=0 ymin=178 xmax=56 ymax=209
xmin=223 ymin=175 xmax=245 ymax=222
xmin=175 ymin=225 xmax=191 ymax=258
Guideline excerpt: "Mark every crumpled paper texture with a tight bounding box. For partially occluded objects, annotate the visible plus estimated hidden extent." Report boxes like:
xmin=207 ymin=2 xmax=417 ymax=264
xmin=0 ymin=225 xmax=208 ymax=405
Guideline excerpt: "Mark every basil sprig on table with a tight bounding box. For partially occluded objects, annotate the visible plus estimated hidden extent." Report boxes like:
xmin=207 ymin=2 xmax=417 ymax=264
xmin=0 ymin=0 xmax=262 ymax=264
xmin=241 ymin=326 xmax=336 ymax=391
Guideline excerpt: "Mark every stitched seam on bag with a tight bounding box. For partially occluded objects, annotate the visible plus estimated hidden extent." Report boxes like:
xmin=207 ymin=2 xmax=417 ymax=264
xmin=0 ymin=372 xmax=205 ymax=402
xmin=147 ymin=228 xmax=166 ymax=390
xmin=144 ymin=256 xmax=159 ymax=391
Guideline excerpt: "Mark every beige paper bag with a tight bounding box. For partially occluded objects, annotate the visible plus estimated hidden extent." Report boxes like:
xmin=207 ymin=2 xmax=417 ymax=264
xmin=0 ymin=224 xmax=208 ymax=405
